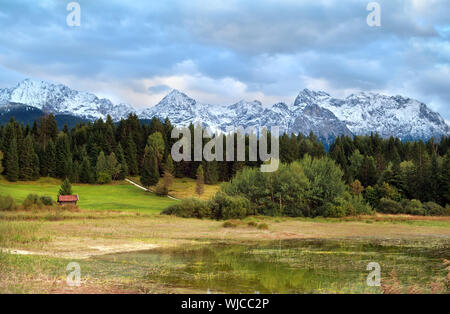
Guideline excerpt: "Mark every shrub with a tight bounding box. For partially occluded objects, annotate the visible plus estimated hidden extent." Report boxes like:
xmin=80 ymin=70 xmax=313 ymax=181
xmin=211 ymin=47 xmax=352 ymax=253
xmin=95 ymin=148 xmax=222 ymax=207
xmin=162 ymin=198 xmax=210 ymax=218
xmin=377 ymin=183 xmax=402 ymax=202
xmin=209 ymin=192 xmax=251 ymax=220
xmin=402 ymin=199 xmax=425 ymax=216
xmin=257 ymin=223 xmax=269 ymax=230
xmin=0 ymin=195 xmax=16 ymax=211
xmin=97 ymin=171 xmax=112 ymax=184
xmin=423 ymin=202 xmax=449 ymax=216
xmin=299 ymin=155 xmax=346 ymax=214
xmin=39 ymin=196 xmax=54 ymax=206
xmin=154 ymin=182 xmax=169 ymax=196
xmin=363 ymin=186 xmax=378 ymax=208
xmin=219 ymin=156 xmax=350 ymax=218
xmin=363 ymin=183 xmax=401 ymax=209
xmin=323 ymin=202 xmax=347 ymax=218
xmin=247 ymin=221 xmax=258 ymax=227
xmin=377 ymin=198 xmax=403 ymax=214
xmin=23 ymin=194 xmax=43 ymax=210
xmin=223 ymin=221 xmax=237 ymax=228
xmin=323 ymin=193 xmax=373 ymax=217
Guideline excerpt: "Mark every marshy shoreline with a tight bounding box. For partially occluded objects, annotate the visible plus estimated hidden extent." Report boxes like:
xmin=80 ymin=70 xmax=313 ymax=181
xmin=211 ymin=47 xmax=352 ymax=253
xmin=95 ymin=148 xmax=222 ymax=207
xmin=1 ymin=210 xmax=449 ymax=294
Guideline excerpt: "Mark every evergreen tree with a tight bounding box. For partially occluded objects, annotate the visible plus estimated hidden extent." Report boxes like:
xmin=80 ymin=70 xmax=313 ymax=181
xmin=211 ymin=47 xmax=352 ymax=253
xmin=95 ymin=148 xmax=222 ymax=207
xmin=164 ymin=154 xmax=175 ymax=175
xmin=146 ymin=132 xmax=165 ymax=171
xmin=125 ymin=135 xmax=138 ymax=175
xmin=32 ymin=152 xmax=40 ymax=180
xmin=19 ymin=135 xmax=36 ymax=180
xmin=438 ymin=153 xmax=450 ymax=206
xmin=358 ymin=155 xmax=377 ymax=187
xmin=140 ymin=151 xmax=159 ymax=188
xmin=96 ymin=151 xmax=111 ymax=184
xmin=108 ymin=152 xmax=121 ymax=180
xmin=5 ymin=137 xmax=19 ymax=182
xmin=96 ymin=151 xmax=109 ymax=173
xmin=115 ymin=143 xmax=128 ymax=180
xmin=411 ymin=143 xmax=431 ymax=201
xmin=45 ymin=140 xmax=57 ymax=177
xmin=195 ymin=165 xmax=205 ymax=196
xmin=428 ymin=153 xmax=440 ymax=203
xmin=37 ymin=114 xmax=58 ymax=147
xmin=149 ymin=117 xmax=165 ymax=135
xmin=348 ymin=149 xmax=363 ymax=182
xmin=79 ymin=156 xmax=93 ymax=183
xmin=0 ymin=150 xmax=3 ymax=174
xmin=71 ymin=160 xmax=80 ymax=183
xmin=55 ymin=133 xmax=72 ymax=179
xmin=204 ymin=160 xmax=219 ymax=184
xmin=330 ymin=138 xmax=347 ymax=174
xmin=104 ymin=116 xmax=117 ymax=154
xmin=58 ymin=178 xmax=72 ymax=196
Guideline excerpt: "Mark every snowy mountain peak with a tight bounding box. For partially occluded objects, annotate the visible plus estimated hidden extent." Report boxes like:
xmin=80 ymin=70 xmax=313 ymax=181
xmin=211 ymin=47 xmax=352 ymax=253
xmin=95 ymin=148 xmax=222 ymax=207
xmin=309 ymin=89 xmax=449 ymax=140
xmin=293 ymin=88 xmax=331 ymax=110
xmin=228 ymin=99 xmax=262 ymax=111
xmin=167 ymin=88 xmax=190 ymax=98
xmin=157 ymin=89 xmax=196 ymax=109
xmin=0 ymin=78 xmax=448 ymax=143
xmin=0 ymin=78 xmax=136 ymax=121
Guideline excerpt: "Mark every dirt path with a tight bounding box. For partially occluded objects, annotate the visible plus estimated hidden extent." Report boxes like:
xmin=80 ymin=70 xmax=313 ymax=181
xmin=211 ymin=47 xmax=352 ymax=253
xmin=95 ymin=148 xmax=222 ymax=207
xmin=125 ymin=178 xmax=179 ymax=200
xmin=1 ymin=243 xmax=159 ymax=259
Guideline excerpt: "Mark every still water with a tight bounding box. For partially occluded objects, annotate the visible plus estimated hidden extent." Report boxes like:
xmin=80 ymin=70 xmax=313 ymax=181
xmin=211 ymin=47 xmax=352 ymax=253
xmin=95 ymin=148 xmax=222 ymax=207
xmin=91 ymin=239 xmax=448 ymax=293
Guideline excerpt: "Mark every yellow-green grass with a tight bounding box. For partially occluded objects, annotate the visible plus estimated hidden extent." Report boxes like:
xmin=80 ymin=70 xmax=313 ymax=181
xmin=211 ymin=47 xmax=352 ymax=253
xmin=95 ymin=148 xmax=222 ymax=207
xmin=0 ymin=177 xmax=178 ymax=214
xmin=168 ymin=177 xmax=220 ymax=200
xmin=128 ymin=176 xmax=221 ymax=200
xmin=0 ymin=209 xmax=449 ymax=294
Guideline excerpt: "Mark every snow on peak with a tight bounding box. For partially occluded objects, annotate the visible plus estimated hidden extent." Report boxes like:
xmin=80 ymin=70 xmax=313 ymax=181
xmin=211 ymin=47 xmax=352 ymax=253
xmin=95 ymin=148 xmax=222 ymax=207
xmin=316 ymin=90 xmax=449 ymax=139
xmin=0 ymin=78 xmax=448 ymax=142
xmin=0 ymin=78 xmax=136 ymax=121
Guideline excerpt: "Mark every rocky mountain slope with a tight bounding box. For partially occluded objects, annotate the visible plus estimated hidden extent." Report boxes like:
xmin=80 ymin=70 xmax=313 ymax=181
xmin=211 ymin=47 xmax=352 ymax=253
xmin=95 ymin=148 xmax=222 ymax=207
xmin=1 ymin=79 xmax=448 ymax=143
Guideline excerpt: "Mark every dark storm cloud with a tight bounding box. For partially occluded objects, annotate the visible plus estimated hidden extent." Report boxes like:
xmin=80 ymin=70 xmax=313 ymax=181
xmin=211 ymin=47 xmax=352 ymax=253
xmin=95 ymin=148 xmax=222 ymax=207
xmin=0 ymin=0 xmax=449 ymax=119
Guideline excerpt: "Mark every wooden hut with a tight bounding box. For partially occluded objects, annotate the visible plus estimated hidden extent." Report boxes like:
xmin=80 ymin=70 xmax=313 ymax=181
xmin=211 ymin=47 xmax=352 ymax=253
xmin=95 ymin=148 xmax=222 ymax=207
xmin=57 ymin=195 xmax=79 ymax=206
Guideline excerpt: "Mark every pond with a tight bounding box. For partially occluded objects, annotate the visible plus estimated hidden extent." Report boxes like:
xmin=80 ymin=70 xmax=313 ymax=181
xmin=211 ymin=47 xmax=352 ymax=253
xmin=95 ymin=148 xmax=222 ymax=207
xmin=90 ymin=238 xmax=449 ymax=293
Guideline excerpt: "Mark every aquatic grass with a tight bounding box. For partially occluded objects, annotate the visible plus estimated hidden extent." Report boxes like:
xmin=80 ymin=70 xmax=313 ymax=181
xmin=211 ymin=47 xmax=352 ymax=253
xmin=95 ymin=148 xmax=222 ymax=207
xmin=84 ymin=238 xmax=449 ymax=294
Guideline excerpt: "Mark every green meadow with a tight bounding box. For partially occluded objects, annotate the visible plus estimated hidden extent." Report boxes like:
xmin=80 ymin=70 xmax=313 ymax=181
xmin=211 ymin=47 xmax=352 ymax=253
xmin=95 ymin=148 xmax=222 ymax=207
xmin=0 ymin=177 xmax=178 ymax=214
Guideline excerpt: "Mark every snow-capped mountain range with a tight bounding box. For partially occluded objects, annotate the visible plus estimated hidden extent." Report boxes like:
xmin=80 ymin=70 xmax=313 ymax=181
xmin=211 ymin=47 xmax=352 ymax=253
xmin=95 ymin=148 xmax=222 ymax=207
xmin=0 ymin=79 xmax=134 ymax=121
xmin=0 ymin=79 xmax=448 ymax=144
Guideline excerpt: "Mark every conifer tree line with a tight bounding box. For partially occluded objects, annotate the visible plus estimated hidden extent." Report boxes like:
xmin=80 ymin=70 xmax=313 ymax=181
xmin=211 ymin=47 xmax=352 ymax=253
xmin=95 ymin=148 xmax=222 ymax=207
xmin=0 ymin=114 xmax=448 ymax=208
xmin=0 ymin=114 xmax=325 ymax=186
xmin=328 ymin=134 xmax=450 ymax=207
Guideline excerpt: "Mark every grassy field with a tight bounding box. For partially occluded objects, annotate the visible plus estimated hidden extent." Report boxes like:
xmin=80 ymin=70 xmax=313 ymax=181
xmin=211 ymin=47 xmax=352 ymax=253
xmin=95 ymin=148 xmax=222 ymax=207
xmin=128 ymin=176 xmax=221 ymax=200
xmin=0 ymin=177 xmax=178 ymax=214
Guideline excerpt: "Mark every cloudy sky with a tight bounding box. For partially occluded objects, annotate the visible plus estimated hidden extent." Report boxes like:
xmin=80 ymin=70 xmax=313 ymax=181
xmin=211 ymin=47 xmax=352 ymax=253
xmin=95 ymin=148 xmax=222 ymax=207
xmin=0 ymin=0 xmax=449 ymax=120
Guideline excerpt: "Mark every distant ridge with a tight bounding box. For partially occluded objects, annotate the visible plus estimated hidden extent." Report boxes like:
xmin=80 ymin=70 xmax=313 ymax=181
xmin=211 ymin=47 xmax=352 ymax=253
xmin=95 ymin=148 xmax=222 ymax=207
xmin=1 ymin=79 xmax=448 ymax=145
